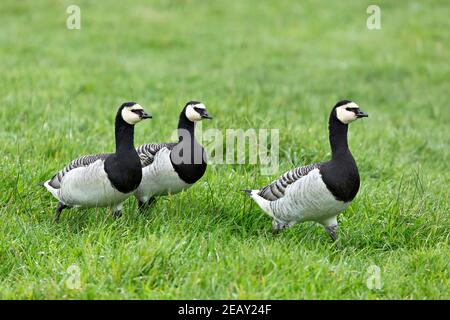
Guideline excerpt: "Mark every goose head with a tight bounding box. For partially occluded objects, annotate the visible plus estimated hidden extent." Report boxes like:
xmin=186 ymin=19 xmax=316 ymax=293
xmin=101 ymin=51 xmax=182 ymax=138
xmin=183 ymin=101 xmax=213 ymax=122
xmin=120 ymin=102 xmax=152 ymax=125
xmin=333 ymin=100 xmax=368 ymax=124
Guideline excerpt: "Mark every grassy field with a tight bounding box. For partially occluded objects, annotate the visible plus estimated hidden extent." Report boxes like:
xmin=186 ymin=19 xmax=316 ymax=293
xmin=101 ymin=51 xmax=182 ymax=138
xmin=0 ymin=0 xmax=449 ymax=299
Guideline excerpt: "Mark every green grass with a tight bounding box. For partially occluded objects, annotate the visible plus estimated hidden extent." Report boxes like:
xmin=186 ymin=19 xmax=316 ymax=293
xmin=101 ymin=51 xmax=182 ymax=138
xmin=0 ymin=0 xmax=449 ymax=299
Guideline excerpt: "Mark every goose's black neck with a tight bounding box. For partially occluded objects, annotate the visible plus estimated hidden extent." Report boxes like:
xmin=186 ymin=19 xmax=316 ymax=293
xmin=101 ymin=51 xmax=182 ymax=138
xmin=328 ymin=114 xmax=350 ymax=160
xmin=115 ymin=116 xmax=135 ymax=154
xmin=177 ymin=112 xmax=196 ymax=143
xmin=104 ymin=112 xmax=142 ymax=194
xmin=170 ymin=111 xmax=207 ymax=184
xmin=320 ymin=113 xmax=360 ymax=202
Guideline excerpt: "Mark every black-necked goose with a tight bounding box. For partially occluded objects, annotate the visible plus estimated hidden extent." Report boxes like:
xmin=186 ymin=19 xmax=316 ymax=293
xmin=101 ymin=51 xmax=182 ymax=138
xmin=42 ymin=102 xmax=151 ymax=221
xmin=134 ymin=101 xmax=212 ymax=209
xmin=243 ymin=100 xmax=368 ymax=241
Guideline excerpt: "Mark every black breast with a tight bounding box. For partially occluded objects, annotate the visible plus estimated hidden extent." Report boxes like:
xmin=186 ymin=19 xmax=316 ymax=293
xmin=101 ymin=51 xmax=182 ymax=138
xmin=319 ymin=158 xmax=360 ymax=202
xmin=104 ymin=153 xmax=143 ymax=193
xmin=170 ymin=142 xmax=207 ymax=184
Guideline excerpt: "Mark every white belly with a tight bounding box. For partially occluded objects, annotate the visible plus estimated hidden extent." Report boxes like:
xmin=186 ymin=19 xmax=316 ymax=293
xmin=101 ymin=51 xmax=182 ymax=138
xmin=135 ymin=148 xmax=191 ymax=202
xmin=57 ymin=160 xmax=130 ymax=207
xmin=270 ymin=169 xmax=350 ymax=224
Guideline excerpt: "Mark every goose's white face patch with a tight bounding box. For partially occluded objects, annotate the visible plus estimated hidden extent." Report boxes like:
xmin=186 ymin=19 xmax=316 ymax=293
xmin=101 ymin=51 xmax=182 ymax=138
xmin=122 ymin=104 xmax=144 ymax=125
xmin=185 ymin=103 xmax=206 ymax=122
xmin=336 ymin=102 xmax=359 ymax=124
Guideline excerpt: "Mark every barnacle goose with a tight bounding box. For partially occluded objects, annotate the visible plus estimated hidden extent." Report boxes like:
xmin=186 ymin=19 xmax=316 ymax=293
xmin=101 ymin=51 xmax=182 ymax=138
xmin=134 ymin=101 xmax=212 ymax=209
xmin=42 ymin=102 xmax=151 ymax=221
xmin=243 ymin=100 xmax=368 ymax=241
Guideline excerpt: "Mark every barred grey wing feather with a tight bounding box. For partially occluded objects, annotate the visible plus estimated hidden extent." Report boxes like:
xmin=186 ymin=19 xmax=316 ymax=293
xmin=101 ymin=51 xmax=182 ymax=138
xmin=49 ymin=153 xmax=110 ymax=189
xmin=258 ymin=163 xmax=320 ymax=201
xmin=136 ymin=143 xmax=177 ymax=167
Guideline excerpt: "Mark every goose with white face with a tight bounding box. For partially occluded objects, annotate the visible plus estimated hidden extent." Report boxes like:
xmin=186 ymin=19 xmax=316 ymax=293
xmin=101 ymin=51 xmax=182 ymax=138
xmin=185 ymin=102 xmax=213 ymax=122
xmin=122 ymin=103 xmax=152 ymax=125
xmin=335 ymin=101 xmax=368 ymax=124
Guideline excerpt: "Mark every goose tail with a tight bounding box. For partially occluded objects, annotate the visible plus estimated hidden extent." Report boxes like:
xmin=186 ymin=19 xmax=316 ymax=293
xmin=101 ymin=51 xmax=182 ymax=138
xmin=242 ymin=189 xmax=275 ymax=218
xmin=42 ymin=180 xmax=60 ymax=200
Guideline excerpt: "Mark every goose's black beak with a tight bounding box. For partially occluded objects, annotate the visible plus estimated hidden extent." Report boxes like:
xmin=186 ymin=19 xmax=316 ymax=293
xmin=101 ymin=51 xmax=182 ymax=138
xmin=356 ymin=109 xmax=368 ymax=118
xmin=140 ymin=112 xmax=152 ymax=119
xmin=200 ymin=110 xmax=213 ymax=120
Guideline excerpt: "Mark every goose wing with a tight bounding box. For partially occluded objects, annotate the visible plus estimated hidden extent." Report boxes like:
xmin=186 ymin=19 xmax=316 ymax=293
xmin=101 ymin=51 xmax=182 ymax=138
xmin=258 ymin=163 xmax=321 ymax=201
xmin=136 ymin=143 xmax=177 ymax=167
xmin=48 ymin=153 xmax=110 ymax=189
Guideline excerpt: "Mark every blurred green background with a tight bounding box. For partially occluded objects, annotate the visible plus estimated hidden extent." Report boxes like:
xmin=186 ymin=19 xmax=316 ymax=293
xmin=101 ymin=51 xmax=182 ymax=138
xmin=0 ymin=0 xmax=448 ymax=299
